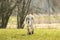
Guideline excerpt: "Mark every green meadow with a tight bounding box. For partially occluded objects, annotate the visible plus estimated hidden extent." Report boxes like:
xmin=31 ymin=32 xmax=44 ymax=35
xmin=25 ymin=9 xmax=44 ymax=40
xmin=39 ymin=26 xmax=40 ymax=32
xmin=0 ymin=29 xmax=60 ymax=40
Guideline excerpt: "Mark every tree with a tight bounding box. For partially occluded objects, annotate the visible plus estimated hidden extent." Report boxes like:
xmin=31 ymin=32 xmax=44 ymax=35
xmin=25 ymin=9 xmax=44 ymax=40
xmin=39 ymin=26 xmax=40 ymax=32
xmin=0 ymin=0 xmax=17 ymax=28
xmin=17 ymin=0 xmax=31 ymax=28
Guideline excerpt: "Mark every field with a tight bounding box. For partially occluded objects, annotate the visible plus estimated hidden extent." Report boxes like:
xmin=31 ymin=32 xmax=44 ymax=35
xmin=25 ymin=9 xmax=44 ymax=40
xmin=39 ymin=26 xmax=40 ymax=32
xmin=0 ymin=29 xmax=60 ymax=40
xmin=0 ymin=14 xmax=60 ymax=40
xmin=7 ymin=14 xmax=60 ymax=28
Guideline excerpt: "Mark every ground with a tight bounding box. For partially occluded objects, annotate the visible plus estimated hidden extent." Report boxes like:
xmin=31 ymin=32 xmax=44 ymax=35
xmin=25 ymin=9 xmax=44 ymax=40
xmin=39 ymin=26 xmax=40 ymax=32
xmin=1 ymin=14 xmax=60 ymax=40
xmin=0 ymin=28 xmax=60 ymax=40
xmin=7 ymin=14 xmax=60 ymax=28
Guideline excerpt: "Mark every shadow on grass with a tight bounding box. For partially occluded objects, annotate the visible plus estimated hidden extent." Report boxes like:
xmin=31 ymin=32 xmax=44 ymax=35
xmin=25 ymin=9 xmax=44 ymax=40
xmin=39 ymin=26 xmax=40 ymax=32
xmin=21 ymin=34 xmax=27 ymax=36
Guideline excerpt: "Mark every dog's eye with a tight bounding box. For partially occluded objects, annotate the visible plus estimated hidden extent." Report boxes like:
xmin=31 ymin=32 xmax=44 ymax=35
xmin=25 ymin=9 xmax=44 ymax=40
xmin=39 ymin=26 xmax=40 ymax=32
xmin=27 ymin=18 xmax=30 ymax=20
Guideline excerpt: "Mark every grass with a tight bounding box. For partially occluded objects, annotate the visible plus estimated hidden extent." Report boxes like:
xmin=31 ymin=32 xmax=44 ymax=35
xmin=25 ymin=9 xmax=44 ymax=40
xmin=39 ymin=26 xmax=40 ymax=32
xmin=0 ymin=29 xmax=60 ymax=40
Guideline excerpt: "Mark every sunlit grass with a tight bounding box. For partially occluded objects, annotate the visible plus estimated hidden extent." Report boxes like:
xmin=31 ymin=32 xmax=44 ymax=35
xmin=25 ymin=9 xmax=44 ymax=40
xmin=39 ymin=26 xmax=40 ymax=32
xmin=0 ymin=29 xmax=60 ymax=40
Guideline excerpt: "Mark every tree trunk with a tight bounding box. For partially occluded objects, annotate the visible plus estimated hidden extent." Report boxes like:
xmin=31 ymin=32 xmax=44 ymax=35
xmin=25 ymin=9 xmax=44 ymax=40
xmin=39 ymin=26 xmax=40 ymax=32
xmin=17 ymin=0 xmax=31 ymax=29
xmin=2 ymin=16 xmax=9 ymax=28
